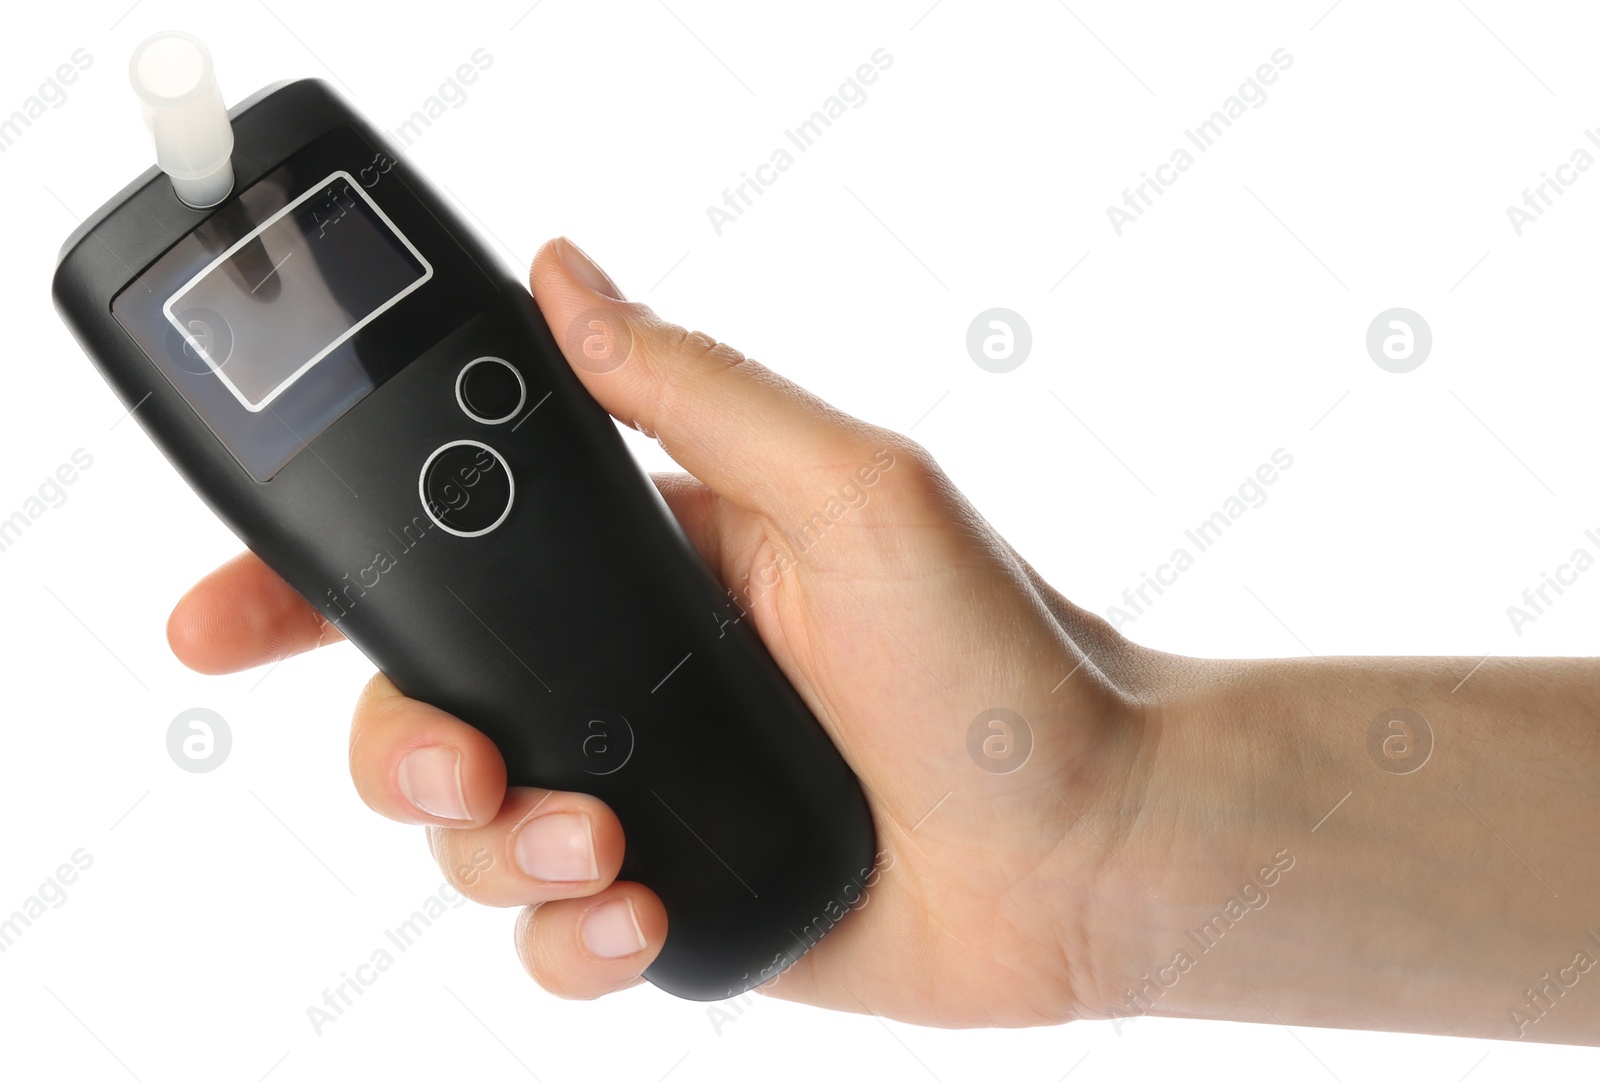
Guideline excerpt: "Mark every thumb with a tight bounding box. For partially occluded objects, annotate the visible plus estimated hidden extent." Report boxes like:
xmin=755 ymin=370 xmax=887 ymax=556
xmin=529 ymin=238 xmax=888 ymax=521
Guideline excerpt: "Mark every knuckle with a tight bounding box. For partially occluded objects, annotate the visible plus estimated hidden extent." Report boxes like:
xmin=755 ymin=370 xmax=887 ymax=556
xmin=426 ymin=828 xmax=499 ymax=900
xmin=865 ymin=433 xmax=951 ymax=513
xmin=653 ymin=321 xmax=748 ymax=370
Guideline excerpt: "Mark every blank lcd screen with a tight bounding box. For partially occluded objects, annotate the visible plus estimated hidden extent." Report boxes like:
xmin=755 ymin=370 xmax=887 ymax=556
xmin=163 ymin=169 xmax=432 ymax=412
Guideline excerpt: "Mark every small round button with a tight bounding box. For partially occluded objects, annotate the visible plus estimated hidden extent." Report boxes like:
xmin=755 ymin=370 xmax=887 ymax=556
xmin=570 ymin=709 xmax=634 ymax=775
xmin=419 ymin=440 xmax=514 ymax=538
xmin=456 ymin=356 xmax=526 ymax=425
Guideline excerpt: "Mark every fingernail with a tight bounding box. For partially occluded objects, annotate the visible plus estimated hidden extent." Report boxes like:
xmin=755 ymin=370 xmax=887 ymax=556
xmin=556 ymin=237 xmax=624 ymax=300
xmin=582 ymin=898 xmax=647 ymax=959
xmin=397 ymin=746 xmax=470 ymax=821
xmin=515 ymin=811 xmax=599 ymax=882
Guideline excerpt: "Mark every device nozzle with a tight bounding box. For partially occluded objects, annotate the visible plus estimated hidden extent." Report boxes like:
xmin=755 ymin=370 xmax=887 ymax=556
xmin=129 ymin=31 xmax=235 ymax=209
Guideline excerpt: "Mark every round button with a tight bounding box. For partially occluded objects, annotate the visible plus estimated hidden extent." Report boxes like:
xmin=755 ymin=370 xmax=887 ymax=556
xmin=570 ymin=709 xmax=634 ymax=775
xmin=419 ymin=440 xmax=514 ymax=538
xmin=456 ymin=357 xmax=526 ymax=424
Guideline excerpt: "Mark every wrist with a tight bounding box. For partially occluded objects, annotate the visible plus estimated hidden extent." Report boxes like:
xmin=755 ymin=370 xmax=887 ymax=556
xmin=1066 ymin=653 xmax=1322 ymax=1025
xmin=1091 ymin=654 xmax=1600 ymax=1042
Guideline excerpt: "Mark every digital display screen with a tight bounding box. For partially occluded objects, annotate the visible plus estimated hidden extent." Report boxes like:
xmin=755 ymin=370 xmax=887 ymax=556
xmin=109 ymin=128 xmax=499 ymax=483
xmin=163 ymin=170 xmax=432 ymax=412
xmin=113 ymin=127 xmax=497 ymax=482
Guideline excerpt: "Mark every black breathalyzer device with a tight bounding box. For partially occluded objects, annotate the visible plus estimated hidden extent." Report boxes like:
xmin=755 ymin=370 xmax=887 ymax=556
xmin=51 ymin=32 xmax=876 ymax=1001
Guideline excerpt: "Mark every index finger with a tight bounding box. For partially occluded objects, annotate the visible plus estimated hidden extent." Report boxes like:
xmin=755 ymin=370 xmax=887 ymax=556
xmin=167 ymin=550 xmax=344 ymax=674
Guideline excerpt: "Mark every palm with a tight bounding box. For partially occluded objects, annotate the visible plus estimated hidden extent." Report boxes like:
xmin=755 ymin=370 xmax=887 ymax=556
xmin=662 ymin=459 xmax=1120 ymax=1026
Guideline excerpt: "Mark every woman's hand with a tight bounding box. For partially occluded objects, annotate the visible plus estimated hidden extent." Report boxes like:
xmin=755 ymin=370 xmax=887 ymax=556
xmin=167 ymin=237 xmax=1180 ymax=1026
xmin=168 ymin=239 xmax=1600 ymax=1045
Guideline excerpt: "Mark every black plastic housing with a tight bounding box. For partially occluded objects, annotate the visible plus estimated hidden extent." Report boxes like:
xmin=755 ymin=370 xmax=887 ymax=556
xmin=52 ymin=78 xmax=877 ymax=1001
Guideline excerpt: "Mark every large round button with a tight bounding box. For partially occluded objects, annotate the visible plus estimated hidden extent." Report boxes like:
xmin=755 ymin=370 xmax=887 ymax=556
xmin=455 ymin=356 xmax=525 ymax=425
xmin=419 ymin=440 xmax=514 ymax=537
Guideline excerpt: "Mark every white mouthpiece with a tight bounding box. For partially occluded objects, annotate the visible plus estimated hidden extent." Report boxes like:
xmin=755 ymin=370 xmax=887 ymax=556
xmin=130 ymin=32 xmax=235 ymax=209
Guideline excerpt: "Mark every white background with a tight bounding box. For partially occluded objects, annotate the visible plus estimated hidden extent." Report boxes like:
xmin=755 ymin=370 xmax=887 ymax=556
xmin=4 ymin=0 xmax=1598 ymax=1079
